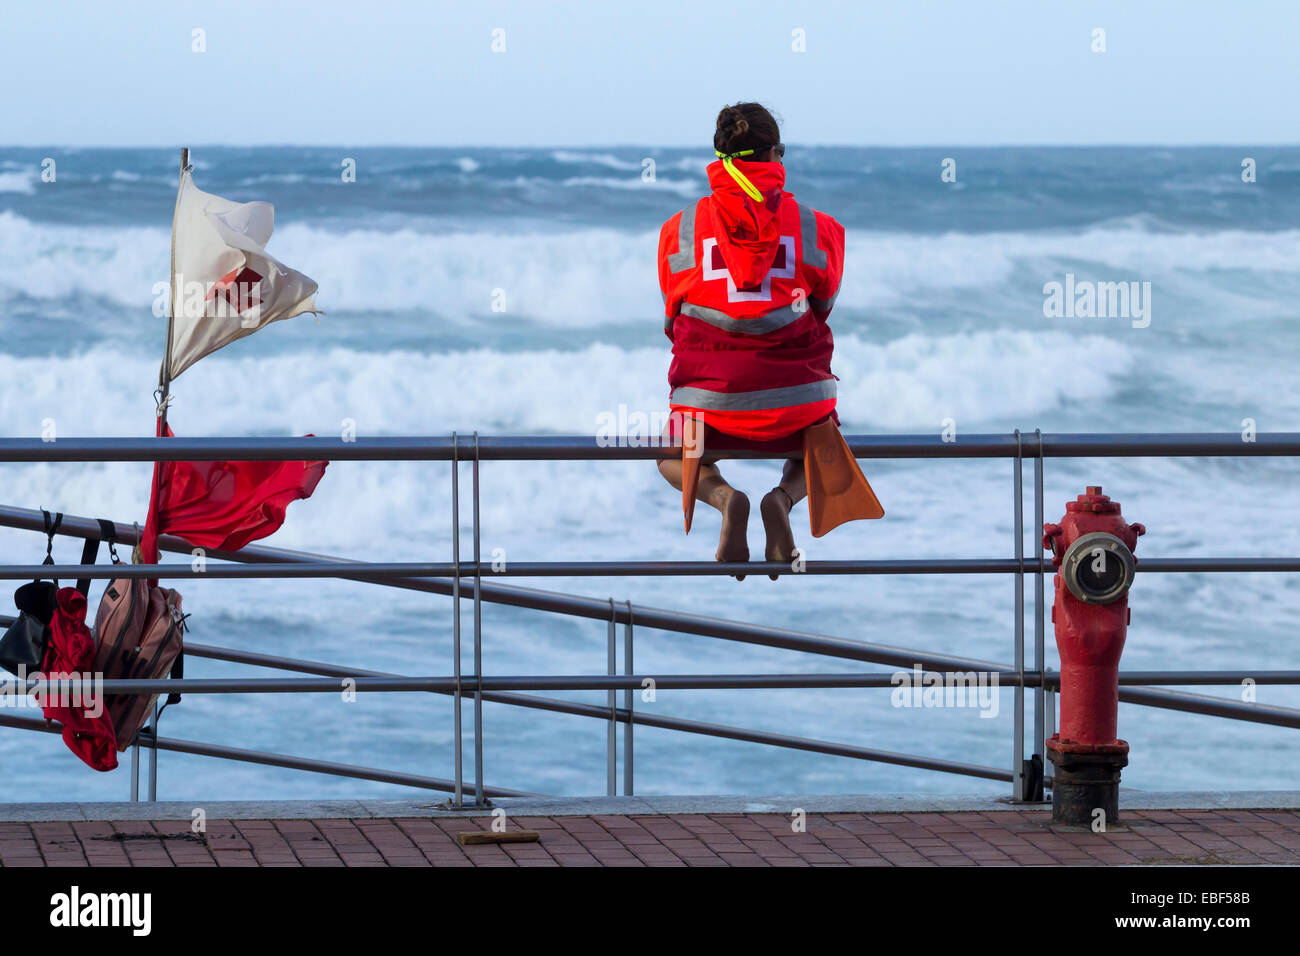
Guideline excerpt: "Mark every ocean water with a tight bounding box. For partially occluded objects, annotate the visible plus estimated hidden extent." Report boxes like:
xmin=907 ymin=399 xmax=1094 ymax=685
xmin=1 ymin=145 xmax=1299 ymax=802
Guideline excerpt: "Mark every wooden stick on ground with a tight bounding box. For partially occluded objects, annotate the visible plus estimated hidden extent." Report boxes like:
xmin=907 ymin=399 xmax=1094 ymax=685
xmin=457 ymin=829 xmax=541 ymax=846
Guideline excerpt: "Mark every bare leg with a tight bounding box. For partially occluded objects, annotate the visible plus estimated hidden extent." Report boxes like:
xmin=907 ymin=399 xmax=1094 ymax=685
xmin=658 ymin=456 xmax=750 ymax=580
xmin=760 ymin=458 xmax=806 ymax=579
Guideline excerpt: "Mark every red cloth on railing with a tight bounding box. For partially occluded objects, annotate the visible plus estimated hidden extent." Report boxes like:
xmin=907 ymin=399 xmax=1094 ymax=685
xmin=138 ymin=421 xmax=327 ymax=564
xmin=41 ymin=587 xmax=118 ymax=771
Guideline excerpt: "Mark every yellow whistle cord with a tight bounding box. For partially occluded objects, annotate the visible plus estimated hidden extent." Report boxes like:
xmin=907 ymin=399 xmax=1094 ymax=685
xmin=715 ymin=149 xmax=764 ymax=203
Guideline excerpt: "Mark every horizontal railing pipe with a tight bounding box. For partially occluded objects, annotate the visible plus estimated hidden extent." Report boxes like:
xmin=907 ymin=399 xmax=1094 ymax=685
xmin=1 ymin=431 xmax=1299 ymax=463
xmin=178 ymin=643 xmax=1300 ymax=780
xmin=0 ymin=559 xmax=1023 ymax=580
xmin=2 ymin=673 xmax=1006 ymax=694
xmin=0 ymin=712 xmax=537 ymax=797
xmin=6 ymin=556 xmax=1300 ymax=581
xmin=612 ymin=709 xmax=1013 ymax=782
xmin=0 ymin=506 xmax=1015 ymax=673
xmin=0 ymin=641 xmax=1014 ymax=784
xmin=11 ymin=670 xmax=1300 ymax=695
xmin=1112 ymin=670 xmax=1300 ymax=685
xmin=1115 ymin=685 xmax=1300 ymax=729
xmin=182 ymin=642 xmax=1010 ymax=781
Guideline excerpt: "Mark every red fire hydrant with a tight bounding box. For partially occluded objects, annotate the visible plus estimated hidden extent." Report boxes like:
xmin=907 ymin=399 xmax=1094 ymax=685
xmin=1042 ymin=486 xmax=1144 ymax=826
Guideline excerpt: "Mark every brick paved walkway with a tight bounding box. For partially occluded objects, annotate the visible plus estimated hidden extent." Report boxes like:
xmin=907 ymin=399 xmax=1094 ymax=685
xmin=3 ymin=808 xmax=1299 ymax=866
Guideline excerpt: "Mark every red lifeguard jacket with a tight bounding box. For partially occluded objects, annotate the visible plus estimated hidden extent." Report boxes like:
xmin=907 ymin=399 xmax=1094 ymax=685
xmin=658 ymin=159 xmax=845 ymax=442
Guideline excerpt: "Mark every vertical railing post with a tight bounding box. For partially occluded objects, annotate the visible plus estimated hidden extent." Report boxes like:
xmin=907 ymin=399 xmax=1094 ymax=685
xmin=606 ymin=599 xmax=617 ymax=798
xmin=1045 ymin=687 xmax=1057 ymax=758
xmin=450 ymin=433 xmax=463 ymax=808
xmin=623 ymin=601 xmax=634 ymax=797
xmin=129 ymin=740 xmax=140 ymax=801
xmin=147 ymin=700 xmax=159 ymax=800
xmin=1012 ymin=429 xmax=1025 ymax=801
xmin=472 ymin=432 xmax=485 ymax=807
xmin=1033 ymin=429 xmax=1046 ymax=797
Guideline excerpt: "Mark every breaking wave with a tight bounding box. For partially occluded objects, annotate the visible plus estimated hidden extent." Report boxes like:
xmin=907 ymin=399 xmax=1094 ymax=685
xmin=3 ymin=211 xmax=1298 ymax=325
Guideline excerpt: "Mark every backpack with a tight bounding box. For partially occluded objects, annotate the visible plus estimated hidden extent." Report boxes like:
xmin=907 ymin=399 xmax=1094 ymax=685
xmin=87 ymin=522 xmax=187 ymax=751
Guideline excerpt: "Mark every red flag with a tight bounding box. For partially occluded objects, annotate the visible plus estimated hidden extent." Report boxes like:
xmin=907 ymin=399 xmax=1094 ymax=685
xmin=139 ymin=421 xmax=326 ymax=563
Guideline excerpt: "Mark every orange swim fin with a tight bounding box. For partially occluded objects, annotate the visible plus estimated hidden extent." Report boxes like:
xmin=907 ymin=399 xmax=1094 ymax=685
xmin=803 ymin=419 xmax=884 ymax=537
xmin=681 ymin=417 xmax=705 ymax=534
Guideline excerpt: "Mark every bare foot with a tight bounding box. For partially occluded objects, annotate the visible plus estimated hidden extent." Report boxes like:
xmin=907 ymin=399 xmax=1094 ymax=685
xmin=714 ymin=489 xmax=750 ymax=580
xmin=761 ymin=488 xmax=796 ymax=580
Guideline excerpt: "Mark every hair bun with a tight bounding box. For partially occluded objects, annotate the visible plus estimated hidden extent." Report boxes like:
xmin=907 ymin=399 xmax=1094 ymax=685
xmin=717 ymin=107 xmax=748 ymax=139
xmin=713 ymin=102 xmax=779 ymax=156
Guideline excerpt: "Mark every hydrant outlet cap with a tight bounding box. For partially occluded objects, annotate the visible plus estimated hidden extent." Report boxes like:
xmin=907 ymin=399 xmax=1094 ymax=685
xmin=1069 ymin=487 xmax=1120 ymax=514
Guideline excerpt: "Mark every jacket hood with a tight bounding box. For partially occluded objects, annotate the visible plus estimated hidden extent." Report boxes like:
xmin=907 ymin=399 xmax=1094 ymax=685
xmin=706 ymin=159 xmax=788 ymax=289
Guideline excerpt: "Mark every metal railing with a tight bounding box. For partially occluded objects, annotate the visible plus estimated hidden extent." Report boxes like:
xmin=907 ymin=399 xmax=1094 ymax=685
xmin=0 ymin=430 xmax=1298 ymax=808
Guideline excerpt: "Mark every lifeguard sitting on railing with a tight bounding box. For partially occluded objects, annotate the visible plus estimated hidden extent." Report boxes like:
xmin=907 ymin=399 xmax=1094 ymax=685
xmin=656 ymin=102 xmax=882 ymax=579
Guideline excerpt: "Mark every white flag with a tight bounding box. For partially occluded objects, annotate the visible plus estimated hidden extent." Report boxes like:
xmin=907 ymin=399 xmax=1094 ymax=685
xmin=167 ymin=167 xmax=318 ymax=380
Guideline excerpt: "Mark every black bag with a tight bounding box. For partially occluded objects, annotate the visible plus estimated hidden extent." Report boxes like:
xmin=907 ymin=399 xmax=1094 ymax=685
xmin=0 ymin=511 xmax=106 ymax=677
xmin=0 ymin=511 xmax=63 ymax=676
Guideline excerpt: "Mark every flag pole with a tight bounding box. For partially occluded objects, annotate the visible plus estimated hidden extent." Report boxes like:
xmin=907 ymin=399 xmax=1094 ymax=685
xmin=140 ymin=147 xmax=188 ymax=787
xmin=139 ymin=147 xmax=188 ymax=566
xmin=158 ymin=146 xmax=188 ymax=429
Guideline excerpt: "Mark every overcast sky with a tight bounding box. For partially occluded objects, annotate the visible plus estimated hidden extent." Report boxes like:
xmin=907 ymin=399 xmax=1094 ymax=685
xmin=3 ymin=0 xmax=1296 ymax=147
